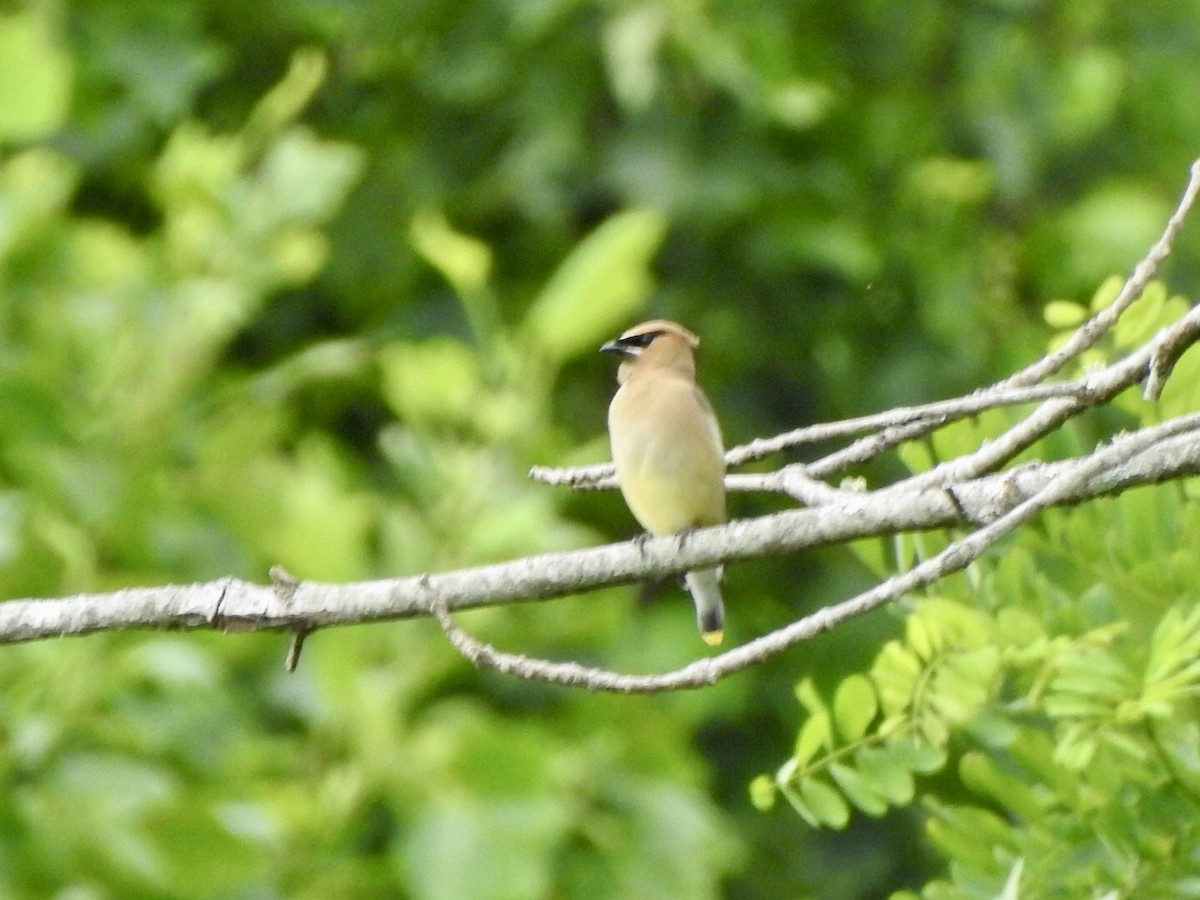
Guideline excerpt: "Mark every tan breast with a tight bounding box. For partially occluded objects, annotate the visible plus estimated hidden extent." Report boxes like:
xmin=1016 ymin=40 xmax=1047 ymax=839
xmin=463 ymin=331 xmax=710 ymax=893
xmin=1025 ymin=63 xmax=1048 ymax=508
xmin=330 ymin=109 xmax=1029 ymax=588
xmin=608 ymin=374 xmax=726 ymax=535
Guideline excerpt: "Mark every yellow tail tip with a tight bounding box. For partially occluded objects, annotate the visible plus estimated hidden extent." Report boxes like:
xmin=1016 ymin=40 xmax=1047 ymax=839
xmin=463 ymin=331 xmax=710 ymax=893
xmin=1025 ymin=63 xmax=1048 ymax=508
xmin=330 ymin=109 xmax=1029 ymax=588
xmin=702 ymin=630 xmax=724 ymax=647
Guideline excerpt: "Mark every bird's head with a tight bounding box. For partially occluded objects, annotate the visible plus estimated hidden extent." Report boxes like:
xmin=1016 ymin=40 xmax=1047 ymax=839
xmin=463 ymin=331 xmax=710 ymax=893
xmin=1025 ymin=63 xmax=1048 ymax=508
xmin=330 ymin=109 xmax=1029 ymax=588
xmin=601 ymin=320 xmax=700 ymax=382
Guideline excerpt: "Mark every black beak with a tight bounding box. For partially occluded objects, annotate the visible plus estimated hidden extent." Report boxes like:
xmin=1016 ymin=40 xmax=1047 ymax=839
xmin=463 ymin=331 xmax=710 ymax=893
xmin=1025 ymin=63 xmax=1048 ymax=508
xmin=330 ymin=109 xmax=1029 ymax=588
xmin=600 ymin=338 xmax=630 ymax=357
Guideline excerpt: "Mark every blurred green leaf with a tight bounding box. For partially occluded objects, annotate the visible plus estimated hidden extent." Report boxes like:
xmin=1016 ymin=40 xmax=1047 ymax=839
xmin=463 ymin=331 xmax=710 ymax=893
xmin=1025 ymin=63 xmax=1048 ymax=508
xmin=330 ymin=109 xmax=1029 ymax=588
xmin=379 ymin=337 xmax=483 ymax=428
xmin=855 ymin=745 xmax=915 ymax=806
xmin=958 ymin=752 xmax=1045 ymax=822
xmin=244 ymin=47 xmax=328 ymax=147
xmin=872 ymin=641 xmax=923 ymax=716
xmin=793 ymin=709 xmax=833 ymax=768
xmin=410 ymin=209 xmax=494 ymax=299
xmin=1057 ymin=185 xmax=1171 ymax=293
xmin=1043 ymin=299 xmax=1087 ymax=328
xmin=401 ymin=795 xmax=571 ymax=900
xmin=0 ymin=12 xmax=72 ymax=142
xmin=924 ymin=801 xmax=1014 ymax=875
xmin=748 ymin=774 xmax=777 ymax=811
xmin=1050 ymin=46 xmax=1124 ymax=143
xmin=798 ymin=777 xmax=850 ymax=829
xmin=828 ymin=762 xmax=888 ymax=817
xmin=523 ymin=208 xmax=666 ymax=363
xmin=833 ymin=674 xmax=878 ymax=742
xmin=997 ymin=857 xmax=1025 ymax=900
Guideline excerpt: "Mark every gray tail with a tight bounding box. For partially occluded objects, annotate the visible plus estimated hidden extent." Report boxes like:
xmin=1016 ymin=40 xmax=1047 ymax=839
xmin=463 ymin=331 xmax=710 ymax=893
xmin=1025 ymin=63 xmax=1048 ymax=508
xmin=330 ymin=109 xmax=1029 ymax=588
xmin=684 ymin=567 xmax=725 ymax=646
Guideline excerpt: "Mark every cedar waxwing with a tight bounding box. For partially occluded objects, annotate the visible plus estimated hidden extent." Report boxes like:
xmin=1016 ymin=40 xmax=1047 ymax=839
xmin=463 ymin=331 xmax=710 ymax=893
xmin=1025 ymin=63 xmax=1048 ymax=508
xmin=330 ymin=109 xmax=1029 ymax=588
xmin=601 ymin=320 xmax=727 ymax=645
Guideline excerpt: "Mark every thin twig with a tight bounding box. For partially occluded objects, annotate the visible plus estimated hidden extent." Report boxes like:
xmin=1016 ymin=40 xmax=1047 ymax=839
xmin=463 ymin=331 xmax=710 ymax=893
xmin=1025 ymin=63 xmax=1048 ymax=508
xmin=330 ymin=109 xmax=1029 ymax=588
xmin=726 ymin=383 xmax=1086 ymax=467
xmin=529 ymin=382 xmax=1095 ymax=489
xmin=909 ymin=302 xmax=1200 ymax=490
xmin=1003 ymin=158 xmax=1200 ymax=388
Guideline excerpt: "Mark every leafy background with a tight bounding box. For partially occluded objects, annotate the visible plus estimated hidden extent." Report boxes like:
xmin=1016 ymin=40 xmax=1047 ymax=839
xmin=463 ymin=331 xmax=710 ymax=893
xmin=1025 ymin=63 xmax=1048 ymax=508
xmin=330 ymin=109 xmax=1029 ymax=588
xmin=2 ymin=1 xmax=1200 ymax=897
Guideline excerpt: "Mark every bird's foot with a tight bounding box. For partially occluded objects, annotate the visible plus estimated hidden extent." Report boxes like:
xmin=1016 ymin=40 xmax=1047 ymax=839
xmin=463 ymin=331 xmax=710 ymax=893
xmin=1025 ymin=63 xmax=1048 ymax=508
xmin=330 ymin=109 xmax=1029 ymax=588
xmin=633 ymin=531 xmax=652 ymax=556
xmin=676 ymin=525 xmax=697 ymax=550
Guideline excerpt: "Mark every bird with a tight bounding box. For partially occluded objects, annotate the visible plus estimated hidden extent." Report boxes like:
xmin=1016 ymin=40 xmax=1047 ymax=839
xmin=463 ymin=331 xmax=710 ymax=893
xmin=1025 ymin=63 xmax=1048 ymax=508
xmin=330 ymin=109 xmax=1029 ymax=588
xmin=601 ymin=319 xmax=727 ymax=645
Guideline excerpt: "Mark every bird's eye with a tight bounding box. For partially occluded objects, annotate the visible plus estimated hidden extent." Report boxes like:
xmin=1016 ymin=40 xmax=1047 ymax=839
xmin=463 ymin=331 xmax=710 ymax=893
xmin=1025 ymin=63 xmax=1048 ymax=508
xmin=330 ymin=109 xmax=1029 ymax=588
xmin=624 ymin=331 xmax=661 ymax=348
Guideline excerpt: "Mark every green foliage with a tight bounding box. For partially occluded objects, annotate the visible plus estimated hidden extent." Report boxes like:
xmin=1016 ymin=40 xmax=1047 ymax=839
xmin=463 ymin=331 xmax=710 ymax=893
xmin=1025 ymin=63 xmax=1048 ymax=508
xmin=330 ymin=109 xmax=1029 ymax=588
xmin=0 ymin=30 xmax=734 ymax=898
xmin=3 ymin=0 xmax=1200 ymax=897
xmin=522 ymin=208 xmax=667 ymax=363
xmin=0 ymin=50 xmax=365 ymax=594
xmin=0 ymin=11 xmax=73 ymax=141
xmin=762 ymin=549 xmax=1200 ymax=896
xmin=758 ymin=289 xmax=1200 ymax=896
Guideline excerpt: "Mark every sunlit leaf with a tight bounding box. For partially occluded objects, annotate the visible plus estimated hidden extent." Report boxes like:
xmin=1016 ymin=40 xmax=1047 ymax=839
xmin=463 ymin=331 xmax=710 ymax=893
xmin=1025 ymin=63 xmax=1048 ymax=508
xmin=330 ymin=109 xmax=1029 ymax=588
xmin=0 ymin=12 xmax=72 ymax=141
xmin=523 ymin=208 xmax=666 ymax=362
xmin=833 ymin=674 xmax=878 ymax=742
xmin=793 ymin=710 xmax=833 ymax=768
xmin=959 ymin=752 xmax=1045 ymax=822
xmin=829 ymin=762 xmax=888 ymax=817
xmin=798 ymin=777 xmax=850 ymax=829
xmin=872 ymin=641 xmax=924 ymax=716
xmin=410 ymin=209 xmax=494 ymax=298
xmin=855 ymin=745 xmax=916 ymax=806
xmin=749 ymin=774 xmax=777 ymax=812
